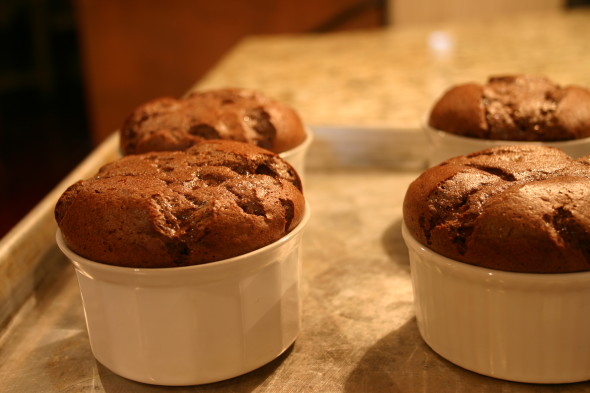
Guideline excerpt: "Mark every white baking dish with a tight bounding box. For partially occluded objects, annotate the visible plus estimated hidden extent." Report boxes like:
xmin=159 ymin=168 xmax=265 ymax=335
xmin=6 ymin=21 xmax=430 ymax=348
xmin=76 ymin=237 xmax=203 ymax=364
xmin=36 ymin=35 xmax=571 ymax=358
xmin=402 ymin=223 xmax=590 ymax=384
xmin=56 ymin=204 xmax=310 ymax=386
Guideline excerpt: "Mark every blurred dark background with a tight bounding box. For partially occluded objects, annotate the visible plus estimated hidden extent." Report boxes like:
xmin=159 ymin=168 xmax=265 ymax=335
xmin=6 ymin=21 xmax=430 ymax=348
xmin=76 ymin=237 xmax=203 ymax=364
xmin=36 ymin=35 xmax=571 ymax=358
xmin=1 ymin=0 xmax=588 ymax=238
xmin=0 ymin=0 xmax=91 ymax=237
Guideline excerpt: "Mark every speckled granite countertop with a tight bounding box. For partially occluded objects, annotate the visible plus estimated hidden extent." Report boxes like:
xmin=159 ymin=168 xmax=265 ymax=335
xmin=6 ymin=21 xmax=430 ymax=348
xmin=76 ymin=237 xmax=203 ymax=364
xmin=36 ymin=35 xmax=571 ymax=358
xmin=196 ymin=8 xmax=590 ymax=130
xmin=2 ymin=8 xmax=590 ymax=393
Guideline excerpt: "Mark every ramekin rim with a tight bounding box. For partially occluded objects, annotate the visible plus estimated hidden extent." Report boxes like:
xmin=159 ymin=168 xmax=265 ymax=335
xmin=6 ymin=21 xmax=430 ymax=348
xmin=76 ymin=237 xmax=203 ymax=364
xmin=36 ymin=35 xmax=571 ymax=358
xmin=421 ymin=118 xmax=590 ymax=146
xmin=401 ymin=221 xmax=590 ymax=282
xmin=279 ymin=126 xmax=314 ymax=158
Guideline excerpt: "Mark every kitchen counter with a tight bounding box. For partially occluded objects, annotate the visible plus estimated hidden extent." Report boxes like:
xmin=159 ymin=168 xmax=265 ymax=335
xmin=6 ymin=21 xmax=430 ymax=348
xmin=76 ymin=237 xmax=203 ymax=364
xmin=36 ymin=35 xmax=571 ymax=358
xmin=2 ymin=8 xmax=590 ymax=393
xmin=195 ymin=8 xmax=590 ymax=129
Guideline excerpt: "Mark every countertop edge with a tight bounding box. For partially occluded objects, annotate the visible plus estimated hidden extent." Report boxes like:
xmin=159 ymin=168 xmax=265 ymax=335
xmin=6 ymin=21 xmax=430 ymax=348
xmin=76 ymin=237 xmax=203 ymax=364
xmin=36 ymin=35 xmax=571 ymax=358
xmin=0 ymin=132 xmax=120 ymax=331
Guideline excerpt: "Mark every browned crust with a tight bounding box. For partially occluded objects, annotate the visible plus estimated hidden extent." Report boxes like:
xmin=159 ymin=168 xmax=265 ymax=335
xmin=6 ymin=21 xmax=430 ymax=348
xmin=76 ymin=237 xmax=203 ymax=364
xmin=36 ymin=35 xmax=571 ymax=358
xmin=428 ymin=75 xmax=590 ymax=141
xmin=55 ymin=140 xmax=305 ymax=268
xmin=403 ymin=145 xmax=590 ymax=273
xmin=120 ymin=88 xmax=307 ymax=155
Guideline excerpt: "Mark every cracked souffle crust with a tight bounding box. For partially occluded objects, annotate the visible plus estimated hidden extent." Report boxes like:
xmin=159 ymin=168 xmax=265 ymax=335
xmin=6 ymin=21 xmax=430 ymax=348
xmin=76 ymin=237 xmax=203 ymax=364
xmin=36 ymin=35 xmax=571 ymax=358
xmin=403 ymin=145 xmax=590 ymax=273
xmin=428 ymin=75 xmax=590 ymax=141
xmin=55 ymin=140 xmax=305 ymax=268
xmin=119 ymin=87 xmax=307 ymax=155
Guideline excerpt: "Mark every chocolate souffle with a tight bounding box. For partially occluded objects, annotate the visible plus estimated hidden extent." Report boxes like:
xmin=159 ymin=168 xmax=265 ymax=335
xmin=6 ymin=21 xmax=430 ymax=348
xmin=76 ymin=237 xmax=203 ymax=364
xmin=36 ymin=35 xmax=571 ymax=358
xmin=428 ymin=75 xmax=590 ymax=141
xmin=403 ymin=145 xmax=590 ymax=273
xmin=120 ymin=87 xmax=307 ymax=155
xmin=55 ymin=140 xmax=305 ymax=268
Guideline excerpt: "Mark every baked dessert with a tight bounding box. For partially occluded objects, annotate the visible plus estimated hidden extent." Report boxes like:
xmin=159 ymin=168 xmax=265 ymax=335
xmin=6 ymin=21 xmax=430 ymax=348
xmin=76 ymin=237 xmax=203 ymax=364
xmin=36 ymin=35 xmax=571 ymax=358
xmin=403 ymin=145 xmax=590 ymax=273
xmin=120 ymin=87 xmax=307 ymax=155
xmin=55 ymin=140 xmax=305 ymax=268
xmin=428 ymin=75 xmax=590 ymax=141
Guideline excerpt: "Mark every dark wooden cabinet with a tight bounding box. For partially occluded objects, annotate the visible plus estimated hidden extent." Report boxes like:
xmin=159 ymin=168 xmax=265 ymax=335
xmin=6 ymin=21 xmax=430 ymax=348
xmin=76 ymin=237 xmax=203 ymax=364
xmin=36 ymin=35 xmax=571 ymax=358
xmin=74 ymin=0 xmax=387 ymax=144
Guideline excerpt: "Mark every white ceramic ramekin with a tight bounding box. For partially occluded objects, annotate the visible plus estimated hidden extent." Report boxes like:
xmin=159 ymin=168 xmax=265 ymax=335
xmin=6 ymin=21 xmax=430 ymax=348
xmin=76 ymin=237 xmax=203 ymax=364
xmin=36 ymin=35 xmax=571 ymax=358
xmin=279 ymin=127 xmax=314 ymax=180
xmin=402 ymin=223 xmax=590 ymax=384
xmin=56 ymin=205 xmax=310 ymax=386
xmin=424 ymin=123 xmax=590 ymax=167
